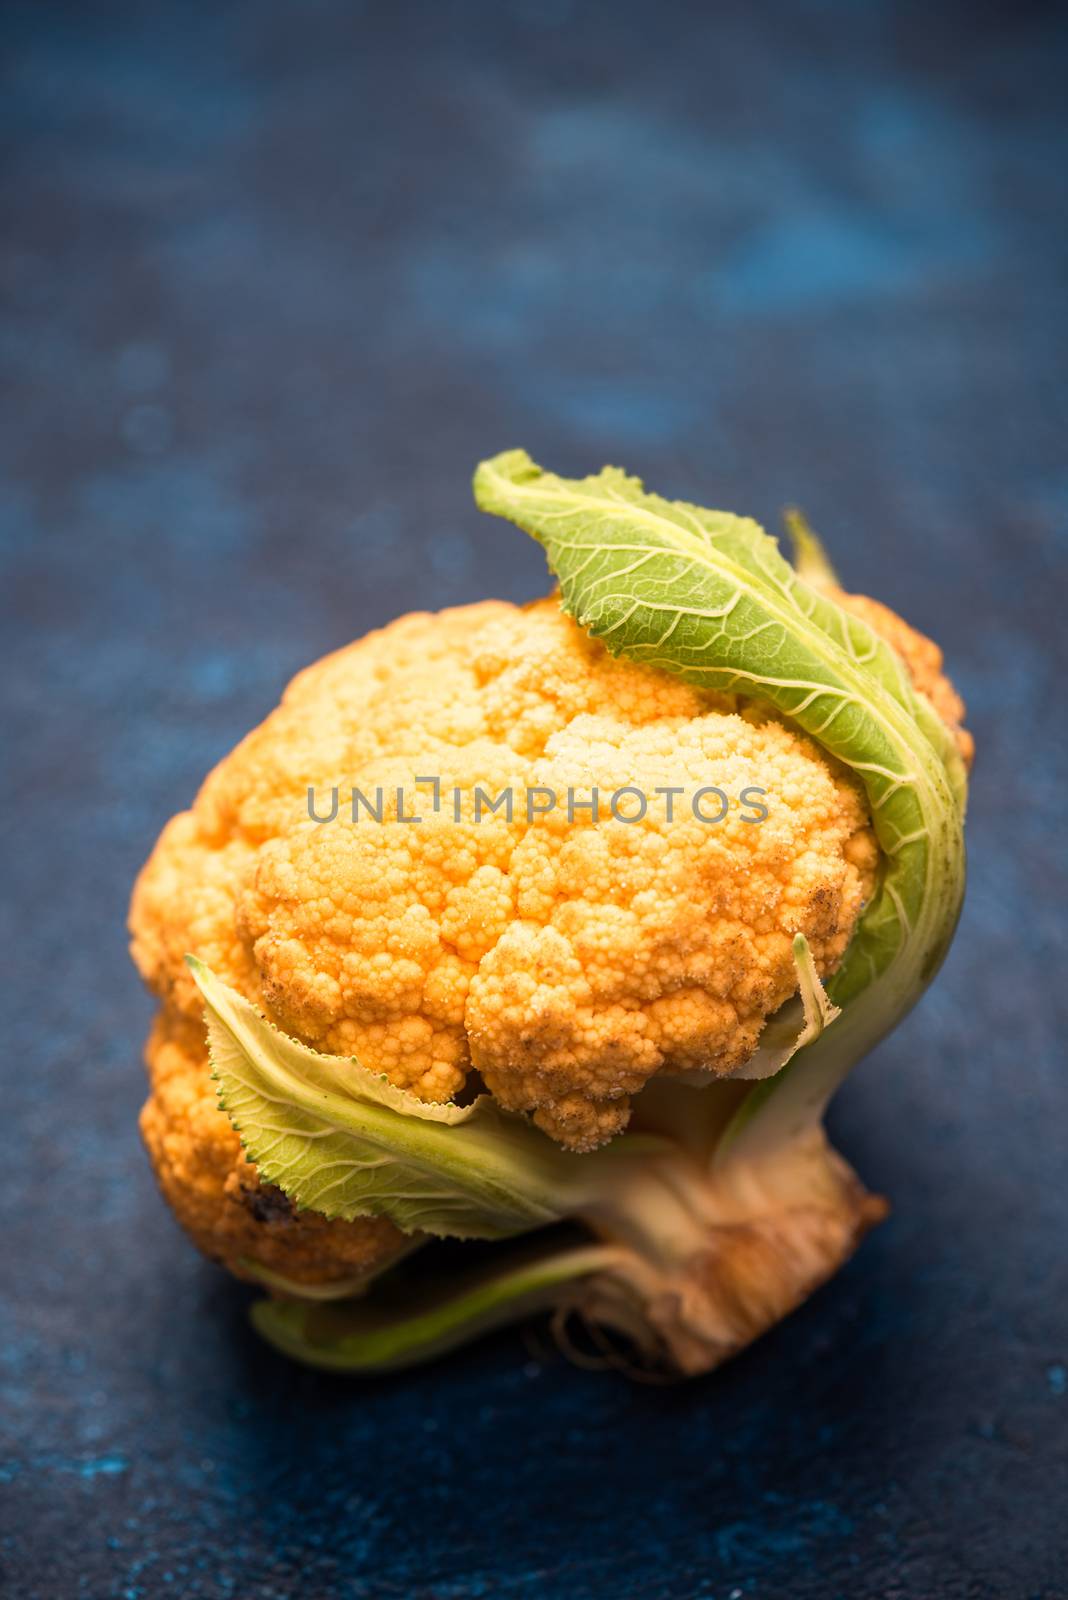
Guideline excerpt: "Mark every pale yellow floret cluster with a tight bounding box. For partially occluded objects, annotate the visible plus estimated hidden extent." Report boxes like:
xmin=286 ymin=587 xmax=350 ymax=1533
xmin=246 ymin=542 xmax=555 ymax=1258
xmin=130 ymin=594 xmax=962 ymax=1282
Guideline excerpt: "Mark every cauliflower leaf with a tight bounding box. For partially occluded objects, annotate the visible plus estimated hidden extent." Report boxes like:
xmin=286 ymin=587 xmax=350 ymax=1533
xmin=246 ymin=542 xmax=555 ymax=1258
xmin=188 ymin=956 xmax=579 ymax=1240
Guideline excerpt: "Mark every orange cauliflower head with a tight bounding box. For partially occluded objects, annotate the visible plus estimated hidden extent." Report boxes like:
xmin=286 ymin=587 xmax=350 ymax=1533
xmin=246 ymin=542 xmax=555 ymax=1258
xmin=130 ymin=594 xmax=961 ymax=1280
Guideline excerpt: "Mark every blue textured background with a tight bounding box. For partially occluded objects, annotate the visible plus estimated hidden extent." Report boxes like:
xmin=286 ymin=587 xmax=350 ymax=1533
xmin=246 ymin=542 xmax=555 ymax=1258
xmin=2 ymin=2 xmax=1066 ymax=1596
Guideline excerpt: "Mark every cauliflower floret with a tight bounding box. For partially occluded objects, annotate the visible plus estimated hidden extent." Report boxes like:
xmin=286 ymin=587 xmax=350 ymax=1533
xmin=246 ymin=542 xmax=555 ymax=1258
xmin=465 ymin=709 xmax=872 ymax=1148
xmin=131 ymin=595 xmax=964 ymax=1276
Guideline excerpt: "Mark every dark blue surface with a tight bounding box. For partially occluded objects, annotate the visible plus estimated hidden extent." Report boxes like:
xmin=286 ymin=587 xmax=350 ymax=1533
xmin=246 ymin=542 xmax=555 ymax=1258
xmin=2 ymin=2 xmax=1067 ymax=1596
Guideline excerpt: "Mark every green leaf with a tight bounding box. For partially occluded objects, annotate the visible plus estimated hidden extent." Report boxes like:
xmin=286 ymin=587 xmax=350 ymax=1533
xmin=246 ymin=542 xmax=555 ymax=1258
xmin=188 ymin=956 xmax=579 ymax=1240
xmin=474 ymin=450 xmax=967 ymax=1143
xmin=250 ymin=1238 xmax=618 ymax=1374
xmin=782 ymin=507 xmax=839 ymax=589
xmin=731 ymin=934 xmax=841 ymax=1081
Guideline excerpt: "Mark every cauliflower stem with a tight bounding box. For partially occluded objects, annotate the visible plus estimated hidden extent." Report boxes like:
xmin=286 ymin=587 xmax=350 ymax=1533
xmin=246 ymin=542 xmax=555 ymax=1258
xmin=160 ymin=451 xmax=967 ymax=1377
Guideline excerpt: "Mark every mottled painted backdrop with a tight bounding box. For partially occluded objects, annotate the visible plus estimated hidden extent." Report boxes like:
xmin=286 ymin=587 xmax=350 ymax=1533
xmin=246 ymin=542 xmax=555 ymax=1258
xmin=1 ymin=1 xmax=1066 ymax=1596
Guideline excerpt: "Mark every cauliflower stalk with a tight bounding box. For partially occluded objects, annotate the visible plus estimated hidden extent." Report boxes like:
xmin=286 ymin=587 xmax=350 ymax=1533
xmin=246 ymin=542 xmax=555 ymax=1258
xmin=130 ymin=450 xmax=969 ymax=1376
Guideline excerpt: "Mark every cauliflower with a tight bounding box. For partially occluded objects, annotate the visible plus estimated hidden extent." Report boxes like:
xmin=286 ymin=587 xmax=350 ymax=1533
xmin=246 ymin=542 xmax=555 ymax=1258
xmin=132 ymin=601 xmax=875 ymax=1262
xmin=130 ymin=451 xmax=970 ymax=1375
